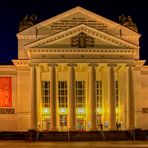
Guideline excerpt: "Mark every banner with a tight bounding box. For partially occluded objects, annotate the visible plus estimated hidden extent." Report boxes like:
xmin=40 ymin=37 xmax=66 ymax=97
xmin=0 ymin=77 xmax=12 ymax=107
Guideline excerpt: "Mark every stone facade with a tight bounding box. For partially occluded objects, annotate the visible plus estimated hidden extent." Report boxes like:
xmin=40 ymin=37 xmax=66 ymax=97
xmin=0 ymin=7 xmax=148 ymax=131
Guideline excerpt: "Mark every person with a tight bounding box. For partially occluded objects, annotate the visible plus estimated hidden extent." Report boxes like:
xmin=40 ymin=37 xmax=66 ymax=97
xmin=116 ymin=122 xmax=119 ymax=130
xmin=100 ymin=123 xmax=103 ymax=132
xmin=118 ymin=123 xmax=121 ymax=131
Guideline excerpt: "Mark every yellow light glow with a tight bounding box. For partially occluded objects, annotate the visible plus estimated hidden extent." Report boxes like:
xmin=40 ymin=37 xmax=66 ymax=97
xmin=97 ymin=108 xmax=104 ymax=114
xmin=45 ymin=108 xmax=48 ymax=113
xmin=76 ymin=108 xmax=85 ymax=114
xmin=59 ymin=108 xmax=67 ymax=114
xmin=116 ymin=107 xmax=119 ymax=114
xmin=78 ymin=108 xmax=85 ymax=114
xmin=42 ymin=108 xmax=50 ymax=115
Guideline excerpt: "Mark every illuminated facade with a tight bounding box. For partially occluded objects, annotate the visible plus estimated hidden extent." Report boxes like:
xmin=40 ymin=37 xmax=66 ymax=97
xmin=1 ymin=6 xmax=148 ymax=131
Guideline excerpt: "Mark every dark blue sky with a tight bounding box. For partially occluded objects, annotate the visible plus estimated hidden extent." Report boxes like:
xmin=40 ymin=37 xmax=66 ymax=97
xmin=0 ymin=0 xmax=148 ymax=64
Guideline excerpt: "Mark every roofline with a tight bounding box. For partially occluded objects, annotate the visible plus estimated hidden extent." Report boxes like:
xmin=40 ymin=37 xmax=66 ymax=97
xmin=17 ymin=6 xmax=140 ymax=37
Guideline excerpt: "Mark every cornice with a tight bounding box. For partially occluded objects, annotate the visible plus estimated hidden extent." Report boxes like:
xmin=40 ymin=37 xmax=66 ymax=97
xmin=24 ymin=24 xmax=138 ymax=49
xmin=28 ymin=47 xmax=135 ymax=53
xmin=134 ymin=60 xmax=146 ymax=67
xmin=12 ymin=60 xmax=30 ymax=67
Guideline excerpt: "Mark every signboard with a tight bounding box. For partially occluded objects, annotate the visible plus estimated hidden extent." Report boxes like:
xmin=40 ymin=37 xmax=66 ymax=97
xmin=0 ymin=77 xmax=12 ymax=107
xmin=0 ymin=108 xmax=15 ymax=114
xmin=142 ymin=108 xmax=148 ymax=113
xmin=60 ymin=115 xmax=67 ymax=126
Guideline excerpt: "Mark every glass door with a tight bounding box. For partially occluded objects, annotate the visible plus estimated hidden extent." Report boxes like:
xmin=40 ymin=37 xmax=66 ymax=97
xmin=76 ymin=118 xmax=86 ymax=131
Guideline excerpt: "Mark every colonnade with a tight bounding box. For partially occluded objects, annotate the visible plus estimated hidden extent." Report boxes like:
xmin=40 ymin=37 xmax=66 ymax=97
xmin=30 ymin=63 xmax=135 ymax=131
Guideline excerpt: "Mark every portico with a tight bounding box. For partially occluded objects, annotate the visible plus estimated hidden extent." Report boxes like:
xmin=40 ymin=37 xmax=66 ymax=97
xmin=27 ymin=61 xmax=136 ymax=131
xmin=1 ymin=6 xmax=148 ymax=132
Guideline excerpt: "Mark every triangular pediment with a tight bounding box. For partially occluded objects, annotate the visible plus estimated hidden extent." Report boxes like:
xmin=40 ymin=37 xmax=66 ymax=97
xmin=18 ymin=6 xmax=140 ymax=46
xmin=25 ymin=24 xmax=139 ymax=49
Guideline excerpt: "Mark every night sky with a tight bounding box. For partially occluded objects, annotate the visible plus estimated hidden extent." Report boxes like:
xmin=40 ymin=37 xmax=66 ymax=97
xmin=0 ymin=0 xmax=148 ymax=64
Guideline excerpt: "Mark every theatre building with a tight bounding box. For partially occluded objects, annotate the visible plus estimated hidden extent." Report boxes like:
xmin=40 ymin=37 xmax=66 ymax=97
xmin=1 ymin=6 xmax=148 ymax=132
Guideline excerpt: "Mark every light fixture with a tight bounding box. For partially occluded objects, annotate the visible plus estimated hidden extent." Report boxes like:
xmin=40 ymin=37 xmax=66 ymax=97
xmin=78 ymin=108 xmax=85 ymax=114
xmin=97 ymin=108 xmax=104 ymax=114
xmin=60 ymin=108 xmax=66 ymax=114
xmin=116 ymin=107 xmax=119 ymax=114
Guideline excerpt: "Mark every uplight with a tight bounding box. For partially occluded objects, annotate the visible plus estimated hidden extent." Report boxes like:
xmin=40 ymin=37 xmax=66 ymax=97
xmin=60 ymin=108 xmax=66 ymax=114
xmin=78 ymin=108 xmax=85 ymax=114
xmin=116 ymin=107 xmax=119 ymax=114
xmin=97 ymin=108 xmax=104 ymax=114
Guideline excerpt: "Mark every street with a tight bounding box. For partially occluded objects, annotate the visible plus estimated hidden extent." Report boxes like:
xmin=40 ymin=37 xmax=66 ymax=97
xmin=1 ymin=141 xmax=148 ymax=148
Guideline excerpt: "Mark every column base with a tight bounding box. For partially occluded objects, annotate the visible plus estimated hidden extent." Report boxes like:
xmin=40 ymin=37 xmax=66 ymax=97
xmin=109 ymin=127 xmax=116 ymax=131
xmin=50 ymin=128 xmax=58 ymax=131
xmin=69 ymin=128 xmax=76 ymax=131
xmin=89 ymin=128 xmax=98 ymax=131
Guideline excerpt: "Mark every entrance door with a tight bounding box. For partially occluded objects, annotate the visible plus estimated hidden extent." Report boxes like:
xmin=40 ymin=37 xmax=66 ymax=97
xmin=42 ymin=118 xmax=50 ymax=131
xmin=76 ymin=119 xmax=86 ymax=131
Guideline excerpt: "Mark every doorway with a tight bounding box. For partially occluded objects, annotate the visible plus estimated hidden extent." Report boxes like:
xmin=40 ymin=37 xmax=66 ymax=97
xmin=42 ymin=117 xmax=50 ymax=131
xmin=76 ymin=118 xmax=86 ymax=131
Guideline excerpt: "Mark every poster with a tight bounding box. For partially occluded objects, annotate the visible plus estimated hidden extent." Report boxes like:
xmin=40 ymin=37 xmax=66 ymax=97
xmin=60 ymin=115 xmax=67 ymax=126
xmin=0 ymin=77 xmax=12 ymax=107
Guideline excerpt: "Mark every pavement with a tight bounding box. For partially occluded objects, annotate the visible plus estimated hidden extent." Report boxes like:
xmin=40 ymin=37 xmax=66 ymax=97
xmin=1 ymin=141 xmax=148 ymax=148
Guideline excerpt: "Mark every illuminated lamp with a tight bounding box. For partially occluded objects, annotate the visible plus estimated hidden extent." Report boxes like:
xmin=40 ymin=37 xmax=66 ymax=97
xmin=78 ymin=108 xmax=85 ymax=114
xmin=97 ymin=108 xmax=104 ymax=114
xmin=44 ymin=108 xmax=48 ymax=114
xmin=42 ymin=108 xmax=50 ymax=114
xmin=116 ymin=107 xmax=119 ymax=114
xmin=60 ymin=108 xmax=66 ymax=114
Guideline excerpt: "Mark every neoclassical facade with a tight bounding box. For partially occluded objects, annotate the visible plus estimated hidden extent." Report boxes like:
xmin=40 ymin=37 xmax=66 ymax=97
xmin=0 ymin=6 xmax=148 ymax=131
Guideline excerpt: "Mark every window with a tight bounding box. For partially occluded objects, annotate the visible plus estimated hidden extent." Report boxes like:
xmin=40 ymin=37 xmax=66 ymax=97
xmin=42 ymin=81 xmax=50 ymax=107
xmin=115 ymin=81 xmax=119 ymax=108
xmin=96 ymin=81 xmax=102 ymax=108
xmin=76 ymin=81 xmax=85 ymax=107
xmin=58 ymin=81 xmax=67 ymax=107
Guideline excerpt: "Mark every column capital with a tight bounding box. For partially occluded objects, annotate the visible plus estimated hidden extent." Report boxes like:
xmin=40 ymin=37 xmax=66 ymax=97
xmin=126 ymin=63 xmax=135 ymax=68
xmin=67 ymin=63 xmax=77 ymax=67
xmin=108 ymin=63 xmax=117 ymax=67
xmin=48 ymin=63 xmax=58 ymax=67
xmin=89 ymin=63 xmax=98 ymax=67
xmin=29 ymin=63 xmax=39 ymax=67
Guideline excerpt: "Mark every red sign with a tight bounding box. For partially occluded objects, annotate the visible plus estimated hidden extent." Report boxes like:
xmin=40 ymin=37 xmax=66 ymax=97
xmin=0 ymin=77 xmax=12 ymax=107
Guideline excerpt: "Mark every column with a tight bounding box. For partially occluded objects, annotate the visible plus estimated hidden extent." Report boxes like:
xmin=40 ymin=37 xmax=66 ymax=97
xmin=109 ymin=64 xmax=116 ymax=130
xmin=50 ymin=64 xmax=57 ymax=131
xmin=127 ymin=65 xmax=135 ymax=129
xmin=36 ymin=65 xmax=42 ymax=130
xmin=89 ymin=63 xmax=97 ymax=130
xmin=30 ymin=65 xmax=37 ymax=130
xmin=68 ymin=64 xmax=76 ymax=131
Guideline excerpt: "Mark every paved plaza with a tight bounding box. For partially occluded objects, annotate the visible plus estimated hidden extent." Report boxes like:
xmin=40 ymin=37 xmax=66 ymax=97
xmin=1 ymin=141 xmax=148 ymax=148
